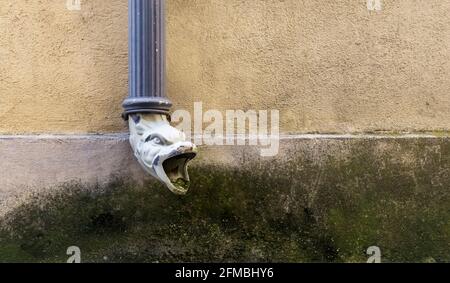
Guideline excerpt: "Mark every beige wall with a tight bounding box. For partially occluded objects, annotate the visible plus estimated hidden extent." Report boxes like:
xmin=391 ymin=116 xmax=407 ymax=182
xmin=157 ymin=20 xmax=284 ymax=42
xmin=1 ymin=0 xmax=450 ymax=134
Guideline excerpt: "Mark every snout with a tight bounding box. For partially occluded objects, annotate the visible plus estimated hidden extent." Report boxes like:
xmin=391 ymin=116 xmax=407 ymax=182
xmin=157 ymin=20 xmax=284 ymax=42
xmin=152 ymin=142 xmax=198 ymax=195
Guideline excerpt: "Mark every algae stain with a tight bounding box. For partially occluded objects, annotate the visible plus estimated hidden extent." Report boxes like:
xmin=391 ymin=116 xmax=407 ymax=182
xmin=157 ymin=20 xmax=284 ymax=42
xmin=0 ymin=140 xmax=449 ymax=263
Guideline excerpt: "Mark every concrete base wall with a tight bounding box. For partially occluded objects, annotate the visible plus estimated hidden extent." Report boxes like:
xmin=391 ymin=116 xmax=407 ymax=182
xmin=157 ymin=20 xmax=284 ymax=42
xmin=2 ymin=135 xmax=448 ymax=203
xmin=0 ymin=136 xmax=448 ymax=262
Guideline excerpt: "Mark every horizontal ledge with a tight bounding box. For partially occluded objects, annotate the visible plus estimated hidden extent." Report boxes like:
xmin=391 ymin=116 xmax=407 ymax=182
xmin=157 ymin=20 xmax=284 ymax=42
xmin=0 ymin=134 xmax=130 ymax=141
xmin=0 ymin=133 xmax=448 ymax=141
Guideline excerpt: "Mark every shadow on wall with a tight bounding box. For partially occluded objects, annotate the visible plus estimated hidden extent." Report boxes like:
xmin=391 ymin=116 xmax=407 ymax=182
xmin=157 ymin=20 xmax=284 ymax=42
xmin=0 ymin=140 xmax=449 ymax=263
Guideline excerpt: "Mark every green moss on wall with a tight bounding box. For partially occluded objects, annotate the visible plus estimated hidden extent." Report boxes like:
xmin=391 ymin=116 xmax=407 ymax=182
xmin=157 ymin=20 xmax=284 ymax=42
xmin=0 ymin=140 xmax=449 ymax=263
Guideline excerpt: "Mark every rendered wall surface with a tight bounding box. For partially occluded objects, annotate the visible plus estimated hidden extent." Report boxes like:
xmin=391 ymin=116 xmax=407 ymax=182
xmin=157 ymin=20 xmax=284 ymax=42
xmin=1 ymin=0 xmax=450 ymax=134
xmin=1 ymin=0 xmax=450 ymax=263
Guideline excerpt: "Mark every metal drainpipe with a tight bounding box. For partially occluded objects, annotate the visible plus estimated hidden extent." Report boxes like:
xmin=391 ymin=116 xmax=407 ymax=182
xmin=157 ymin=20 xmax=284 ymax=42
xmin=123 ymin=0 xmax=171 ymax=119
xmin=123 ymin=0 xmax=197 ymax=195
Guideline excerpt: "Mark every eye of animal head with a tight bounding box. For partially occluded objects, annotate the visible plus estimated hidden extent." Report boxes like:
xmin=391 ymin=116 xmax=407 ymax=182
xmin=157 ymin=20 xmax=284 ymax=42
xmin=145 ymin=135 xmax=164 ymax=145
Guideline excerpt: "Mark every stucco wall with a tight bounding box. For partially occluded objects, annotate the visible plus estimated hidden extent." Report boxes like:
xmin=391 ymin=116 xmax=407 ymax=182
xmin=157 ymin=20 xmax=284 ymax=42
xmin=1 ymin=0 xmax=449 ymax=134
xmin=1 ymin=1 xmax=449 ymax=263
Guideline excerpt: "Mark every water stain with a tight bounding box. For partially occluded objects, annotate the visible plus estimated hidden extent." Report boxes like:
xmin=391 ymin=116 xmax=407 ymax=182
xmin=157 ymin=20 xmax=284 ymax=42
xmin=0 ymin=140 xmax=449 ymax=263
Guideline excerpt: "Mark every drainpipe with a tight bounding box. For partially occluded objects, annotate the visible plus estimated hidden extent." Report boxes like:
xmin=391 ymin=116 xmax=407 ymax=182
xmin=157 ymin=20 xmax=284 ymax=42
xmin=123 ymin=0 xmax=197 ymax=195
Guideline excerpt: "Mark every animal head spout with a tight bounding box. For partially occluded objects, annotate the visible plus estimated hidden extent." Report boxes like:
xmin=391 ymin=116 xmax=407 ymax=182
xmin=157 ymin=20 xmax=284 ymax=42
xmin=129 ymin=114 xmax=197 ymax=195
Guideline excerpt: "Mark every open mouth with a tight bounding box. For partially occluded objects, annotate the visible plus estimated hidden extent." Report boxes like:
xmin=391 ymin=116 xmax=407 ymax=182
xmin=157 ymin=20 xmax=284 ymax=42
xmin=162 ymin=152 xmax=197 ymax=193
